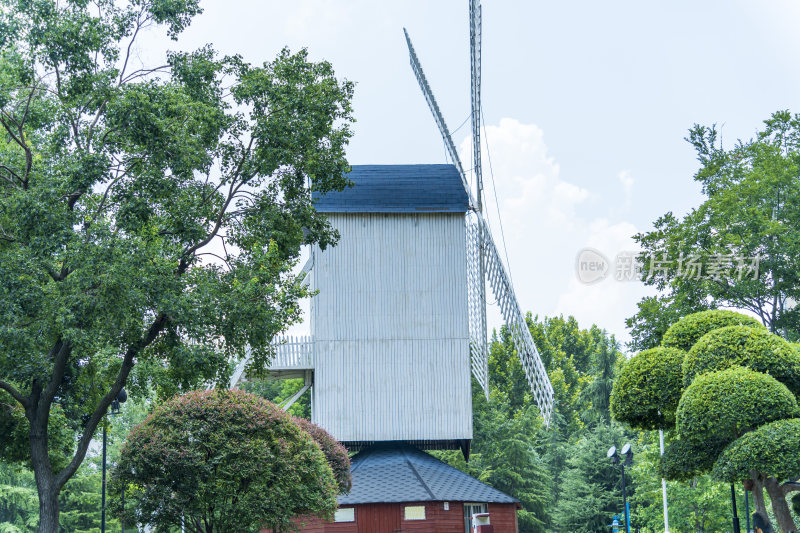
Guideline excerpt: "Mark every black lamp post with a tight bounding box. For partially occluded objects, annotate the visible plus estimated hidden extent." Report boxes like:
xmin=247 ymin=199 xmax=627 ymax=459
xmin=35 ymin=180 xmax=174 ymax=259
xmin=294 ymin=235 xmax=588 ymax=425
xmin=608 ymin=443 xmax=633 ymax=533
xmin=744 ymin=485 xmax=751 ymax=533
xmin=102 ymin=388 xmax=127 ymax=533
xmin=730 ymin=483 xmax=741 ymax=533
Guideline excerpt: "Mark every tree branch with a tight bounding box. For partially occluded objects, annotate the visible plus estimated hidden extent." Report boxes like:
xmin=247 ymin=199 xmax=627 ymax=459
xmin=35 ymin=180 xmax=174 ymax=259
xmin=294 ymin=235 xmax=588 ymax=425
xmin=781 ymin=480 xmax=800 ymax=495
xmin=56 ymin=312 xmax=169 ymax=488
xmin=182 ymin=137 xmax=254 ymax=260
xmin=0 ymin=379 xmax=28 ymax=407
xmin=39 ymin=340 xmax=71 ymax=408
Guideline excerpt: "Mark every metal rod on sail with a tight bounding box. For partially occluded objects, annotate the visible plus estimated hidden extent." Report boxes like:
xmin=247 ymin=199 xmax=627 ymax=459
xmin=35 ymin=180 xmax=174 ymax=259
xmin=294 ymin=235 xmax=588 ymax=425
xmin=403 ymin=28 xmax=475 ymax=208
xmin=469 ymin=0 xmax=489 ymax=400
xmin=470 ymin=0 xmax=483 ymax=212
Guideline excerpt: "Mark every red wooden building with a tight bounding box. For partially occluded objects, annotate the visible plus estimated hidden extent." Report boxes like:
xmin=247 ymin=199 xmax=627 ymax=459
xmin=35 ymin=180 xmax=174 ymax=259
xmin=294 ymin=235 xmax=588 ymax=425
xmin=268 ymin=443 xmax=520 ymax=533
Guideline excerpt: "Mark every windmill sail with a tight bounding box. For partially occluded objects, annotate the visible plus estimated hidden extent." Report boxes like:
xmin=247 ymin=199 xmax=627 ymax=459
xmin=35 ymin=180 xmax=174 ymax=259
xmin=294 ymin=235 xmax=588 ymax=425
xmin=468 ymin=0 xmax=489 ymax=400
xmin=477 ymin=217 xmax=554 ymax=423
xmin=405 ymin=2 xmax=554 ymax=424
xmin=466 ymin=219 xmax=489 ymax=395
xmin=404 ymin=27 xmax=490 ymax=397
xmin=403 ymin=29 xmax=471 ymax=201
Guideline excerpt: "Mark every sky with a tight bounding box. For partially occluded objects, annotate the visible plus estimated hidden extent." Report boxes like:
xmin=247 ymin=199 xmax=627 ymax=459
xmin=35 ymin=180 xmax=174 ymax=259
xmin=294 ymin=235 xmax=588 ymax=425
xmin=139 ymin=0 xmax=800 ymax=346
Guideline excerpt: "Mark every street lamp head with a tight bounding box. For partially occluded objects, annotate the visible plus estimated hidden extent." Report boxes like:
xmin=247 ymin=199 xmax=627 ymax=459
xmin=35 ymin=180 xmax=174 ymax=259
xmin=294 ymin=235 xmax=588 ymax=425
xmin=622 ymin=443 xmax=633 ymax=466
xmin=607 ymin=445 xmax=619 ymax=464
xmin=110 ymin=388 xmax=127 ymax=415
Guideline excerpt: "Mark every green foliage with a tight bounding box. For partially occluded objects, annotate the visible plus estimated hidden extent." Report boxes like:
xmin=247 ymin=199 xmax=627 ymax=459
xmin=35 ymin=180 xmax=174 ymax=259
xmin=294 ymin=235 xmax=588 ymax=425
xmin=659 ymin=436 xmax=719 ymax=481
xmin=630 ymin=433 xmax=732 ymax=533
xmin=550 ymin=423 xmax=634 ymax=533
xmin=712 ymin=418 xmax=800 ymax=482
xmin=436 ymin=316 xmax=630 ymax=533
xmin=683 ymin=326 xmax=800 ymax=394
xmin=630 ymin=111 xmax=800 ymax=347
xmin=241 ymin=377 xmax=310 ymax=419
xmin=0 ymin=391 xmax=73 ymax=471
xmin=610 ymin=347 xmax=685 ymax=430
xmin=662 ymin=310 xmax=764 ymax=352
xmin=0 ymin=0 xmax=353 ymax=526
xmin=112 ymin=389 xmax=338 ymax=533
xmin=0 ymin=462 xmax=38 ymax=532
xmin=293 ymin=417 xmax=351 ymax=494
xmin=675 ymin=367 xmax=798 ymax=467
xmin=625 ymin=293 xmax=711 ymax=352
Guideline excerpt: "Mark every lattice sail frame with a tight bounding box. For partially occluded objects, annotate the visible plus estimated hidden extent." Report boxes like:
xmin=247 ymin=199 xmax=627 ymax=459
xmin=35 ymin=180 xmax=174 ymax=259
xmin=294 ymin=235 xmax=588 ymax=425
xmin=405 ymin=10 xmax=555 ymax=425
xmin=474 ymin=215 xmax=554 ymax=423
xmin=466 ymin=220 xmax=489 ymax=396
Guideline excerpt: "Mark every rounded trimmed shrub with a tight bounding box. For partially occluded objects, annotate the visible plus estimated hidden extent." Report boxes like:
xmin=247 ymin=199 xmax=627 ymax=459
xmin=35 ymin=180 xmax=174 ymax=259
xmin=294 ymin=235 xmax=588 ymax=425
xmin=113 ymin=389 xmax=338 ymax=532
xmin=659 ymin=437 xmax=720 ymax=481
xmin=294 ymin=417 xmax=352 ymax=493
xmin=610 ymin=347 xmax=685 ymax=430
xmin=676 ymin=367 xmax=798 ymax=449
xmin=683 ymin=325 xmax=800 ymax=394
xmin=712 ymin=418 xmax=800 ymax=483
xmin=662 ymin=310 xmax=764 ymax=352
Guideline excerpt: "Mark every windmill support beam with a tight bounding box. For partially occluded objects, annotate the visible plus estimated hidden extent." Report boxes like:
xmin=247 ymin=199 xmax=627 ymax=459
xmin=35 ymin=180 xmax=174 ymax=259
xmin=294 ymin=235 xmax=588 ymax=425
xmin=280 ymin=370 xmax=313 ymax=411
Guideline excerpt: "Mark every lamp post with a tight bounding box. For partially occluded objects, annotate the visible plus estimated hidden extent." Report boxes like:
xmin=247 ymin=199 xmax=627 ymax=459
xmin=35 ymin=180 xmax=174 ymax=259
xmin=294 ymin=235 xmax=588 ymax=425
xmin=730 ymin=483 xmax=741 ymax=533
xmin=608 ymin=443 xmax=634 ymax=533
xmin=744 ymin=485 xmax=751 ymax=533
xmin=102 ymin=388 xmax=127 ymax=533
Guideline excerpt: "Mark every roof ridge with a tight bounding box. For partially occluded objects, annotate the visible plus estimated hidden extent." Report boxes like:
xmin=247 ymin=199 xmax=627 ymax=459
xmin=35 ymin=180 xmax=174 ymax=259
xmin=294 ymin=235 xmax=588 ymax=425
xmin=401 ymin=447 xmax=436 ymax=500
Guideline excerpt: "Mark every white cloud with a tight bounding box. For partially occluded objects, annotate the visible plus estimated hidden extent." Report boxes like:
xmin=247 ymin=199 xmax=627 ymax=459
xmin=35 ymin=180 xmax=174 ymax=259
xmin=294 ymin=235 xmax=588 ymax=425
xmin=458 ymin=119 xmax=652 ymax=344
xmin=618 ymin=170 xmax=634 ymax=208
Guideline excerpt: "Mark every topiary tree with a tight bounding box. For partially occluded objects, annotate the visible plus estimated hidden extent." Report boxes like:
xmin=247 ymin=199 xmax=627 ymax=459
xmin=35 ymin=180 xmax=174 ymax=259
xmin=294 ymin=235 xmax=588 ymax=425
xmin=293 ymin=417 xmax=352 ymax=493
xmin=613 ymin=311 xmax=800 ymax=532
xmin=676 ymin=367 xmax=798 ymax=450
xmin=659 ymin=367 xmax=800 ymax=531
xmin=112 ymin=389 xmax=339 ymax=533
xmin=712 ymin=418 xmax=800 ymax=531
xmin=661 ymin=310 xmax=764 ymax=352
xmin=610 ymin=346 xmax=685 ymax=430
xmin=683 ymin=326 xmax=800 ymax=394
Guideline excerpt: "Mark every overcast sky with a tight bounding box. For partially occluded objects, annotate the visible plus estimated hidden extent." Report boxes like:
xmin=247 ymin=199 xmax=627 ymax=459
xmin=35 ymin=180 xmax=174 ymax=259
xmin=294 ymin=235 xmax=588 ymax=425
xmin=140 ymin=0 xmax=800 ymax=346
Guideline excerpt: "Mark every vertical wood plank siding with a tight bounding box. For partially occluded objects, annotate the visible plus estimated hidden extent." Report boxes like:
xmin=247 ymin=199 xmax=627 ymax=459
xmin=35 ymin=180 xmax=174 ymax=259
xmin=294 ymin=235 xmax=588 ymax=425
xmin=311 ymin=213 xmax=472 ymax=442
xmin=267 ymin=502 xmax=519 ymax=533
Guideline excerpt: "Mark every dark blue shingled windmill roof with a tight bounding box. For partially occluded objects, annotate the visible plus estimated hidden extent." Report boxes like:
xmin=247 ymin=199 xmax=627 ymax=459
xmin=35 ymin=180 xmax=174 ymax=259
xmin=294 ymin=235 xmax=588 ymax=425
xmin=338 ymin=444 xmax=518 ymax=505
xmin=313 ymin=164 xmax=469 ymax=213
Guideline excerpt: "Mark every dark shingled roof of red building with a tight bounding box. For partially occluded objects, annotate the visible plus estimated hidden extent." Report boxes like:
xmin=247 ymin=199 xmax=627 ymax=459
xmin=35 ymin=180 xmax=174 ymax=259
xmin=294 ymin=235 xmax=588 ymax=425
xmin=337 ymin=443 xmax=518 ymax=505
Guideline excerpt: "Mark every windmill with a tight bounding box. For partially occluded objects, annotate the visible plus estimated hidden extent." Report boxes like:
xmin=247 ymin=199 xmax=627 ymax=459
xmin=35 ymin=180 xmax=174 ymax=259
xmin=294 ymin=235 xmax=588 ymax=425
xmin=403 ymin=0 xmax=554 ymax=421
xmin=231 ymin=1 xmax=553 ymax=456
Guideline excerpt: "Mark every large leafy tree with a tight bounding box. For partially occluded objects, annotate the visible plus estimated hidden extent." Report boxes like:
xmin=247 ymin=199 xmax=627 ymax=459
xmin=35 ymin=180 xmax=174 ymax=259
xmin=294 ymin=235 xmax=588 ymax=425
xmin=112 ymin=389 xmax=342 ymax=533
xmin=628 ymin=111 xmax=800 ymax=349
xmin=0 ymin=1 xmax=354 ymax=531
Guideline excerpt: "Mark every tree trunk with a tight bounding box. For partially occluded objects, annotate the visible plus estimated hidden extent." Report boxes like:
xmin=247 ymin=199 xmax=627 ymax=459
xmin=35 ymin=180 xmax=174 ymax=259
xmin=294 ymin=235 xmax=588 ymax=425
xmin=765 ymin=476 xmax=798 ymax=533
xmin=28 ymin=392 xmax=61 ymax=533
xmin=36 ymin=482 xmax=60 ymax=533
xmin=750 ymin=472 xmax=770 ymax=524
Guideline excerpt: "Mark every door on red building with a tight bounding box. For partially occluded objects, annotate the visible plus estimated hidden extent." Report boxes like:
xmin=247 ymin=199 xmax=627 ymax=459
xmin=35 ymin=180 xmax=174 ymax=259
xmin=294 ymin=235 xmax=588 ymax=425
xmin=463 ymin=503 xmax=488 ymax=533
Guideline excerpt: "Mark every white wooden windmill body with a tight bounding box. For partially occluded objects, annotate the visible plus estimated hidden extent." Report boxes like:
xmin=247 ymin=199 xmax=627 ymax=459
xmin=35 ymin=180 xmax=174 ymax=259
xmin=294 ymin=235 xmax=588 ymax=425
xmin=231 ymin=0 xmax=554 ymax=453
xmin=310 ymin=168 xmax=472 ymax=449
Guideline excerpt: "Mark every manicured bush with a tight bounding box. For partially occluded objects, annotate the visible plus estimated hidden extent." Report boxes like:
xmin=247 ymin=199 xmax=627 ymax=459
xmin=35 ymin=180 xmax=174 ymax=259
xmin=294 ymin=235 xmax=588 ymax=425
xmin=683 ymin=326 xmax=800 ymax=395
xmin=294 ymin=417 xmax=352 ymax=493
xmin=676 ymin=367 xmax=798 ymax=449
xmin=610 ymin=347 xmax=685 ymax=429
xmin=659 ymin=437 xmax=720 ymax=481
xmin=662 ymin=310 xmax=763 ymax=352
xmin=113 ymin=389 xmax=338 ymax=533
xmin=712 ymin=418 xmax=800 ymax=482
